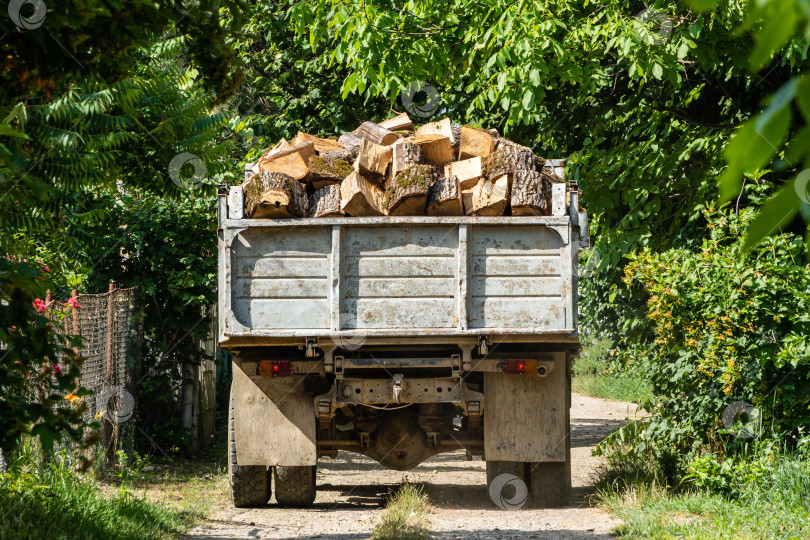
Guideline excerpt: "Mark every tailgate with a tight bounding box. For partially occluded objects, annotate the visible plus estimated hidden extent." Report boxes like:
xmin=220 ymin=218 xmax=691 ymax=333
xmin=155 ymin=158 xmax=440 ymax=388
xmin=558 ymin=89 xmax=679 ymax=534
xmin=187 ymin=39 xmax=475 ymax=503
xmin=219 ymin=217 xmax=576 ymax=339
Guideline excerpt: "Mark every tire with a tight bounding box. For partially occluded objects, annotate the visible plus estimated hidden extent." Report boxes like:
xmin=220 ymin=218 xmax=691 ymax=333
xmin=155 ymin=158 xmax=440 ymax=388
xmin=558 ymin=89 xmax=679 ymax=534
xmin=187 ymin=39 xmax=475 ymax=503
xmin=486 ymin=461 xmax=529 ymax=509
xmin=528 ymin=461 xmax=571 ymax=508
xmin=228 ymin=387 xmax=271 ymax=507
xmin=274 ymin=466 xmax=317 ymax=507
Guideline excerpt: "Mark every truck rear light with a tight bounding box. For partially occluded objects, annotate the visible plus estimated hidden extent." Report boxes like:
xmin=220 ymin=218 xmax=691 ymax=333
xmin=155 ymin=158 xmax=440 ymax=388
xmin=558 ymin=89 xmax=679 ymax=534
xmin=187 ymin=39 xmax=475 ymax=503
xmin=502 ymin=359 xmax=539 ymax=375
xmin=503 ymin=360 xmax=525 ymax=374
xmin=259 ymin=360 xmax=292 ymax=377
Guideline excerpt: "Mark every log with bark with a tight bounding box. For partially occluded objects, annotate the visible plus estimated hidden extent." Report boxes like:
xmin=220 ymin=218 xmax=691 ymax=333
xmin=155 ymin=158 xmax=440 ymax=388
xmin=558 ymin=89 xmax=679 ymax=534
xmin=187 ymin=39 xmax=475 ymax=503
xmin=338 ymin=131 xmax=363 ymax=149
xmin=383 ymin=164 xmax=437 ymax=216
xmin=468 ymin=175 xmax=509 ymax=216
xmin=483 ymin=144 xmax=534 ymax=179
xmin=320 ymin=146 xmax=359 ymax=163
xmin=355 ymin=121 xmax=400 ymax=145
xmin=510 ymin=170 xmax=552 ymax=216
xmin=244 ymin=171 xmax=308 ymax=218
xmin=426 ymin=175 xmax=463 ymax=216
xmin=356 ymin=138 xmax=393 ymax=183
xmin=309 ymin=155 xmax=354 ymax=190
xmin=307 ymin=184 xmax=344 ymax=218
xmin=379 ymin=112 xmax=414 ymax=132
xmin=444 ymin=156 xmax=482 ymax=190
xmin=256 ymin=141 xmax=316 ymax=184
xmin=459 ymin=126 xmax=496 ymax=160
xmin=340 ymin=171 xmax=386 ymax=216
xmin=390 ymin=140 xmax=424 ymax=180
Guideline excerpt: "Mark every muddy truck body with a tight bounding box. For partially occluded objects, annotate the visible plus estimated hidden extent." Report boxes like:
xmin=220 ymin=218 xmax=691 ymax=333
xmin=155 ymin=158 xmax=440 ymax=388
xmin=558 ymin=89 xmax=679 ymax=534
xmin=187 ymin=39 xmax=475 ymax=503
xmin=217 ymin=179 xmax=589 ymax=508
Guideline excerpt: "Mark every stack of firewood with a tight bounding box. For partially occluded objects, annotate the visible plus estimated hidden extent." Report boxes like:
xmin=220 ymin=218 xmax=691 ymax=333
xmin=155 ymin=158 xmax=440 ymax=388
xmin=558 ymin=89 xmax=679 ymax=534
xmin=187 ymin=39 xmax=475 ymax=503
xmin=242 ymin=113 xmax=564 ymax=219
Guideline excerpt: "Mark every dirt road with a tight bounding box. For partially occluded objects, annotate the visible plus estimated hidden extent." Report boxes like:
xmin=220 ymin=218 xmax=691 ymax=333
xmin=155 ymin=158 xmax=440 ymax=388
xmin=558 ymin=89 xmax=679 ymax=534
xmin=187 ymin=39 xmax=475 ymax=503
xmin=186 ymin=393 xmax=638 ymax=539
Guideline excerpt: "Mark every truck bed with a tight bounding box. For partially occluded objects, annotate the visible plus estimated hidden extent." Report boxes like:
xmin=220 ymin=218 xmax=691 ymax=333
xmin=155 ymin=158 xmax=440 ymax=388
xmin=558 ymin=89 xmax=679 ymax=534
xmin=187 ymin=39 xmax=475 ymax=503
xmin=218 ymin=206 xmax=580 ymax=346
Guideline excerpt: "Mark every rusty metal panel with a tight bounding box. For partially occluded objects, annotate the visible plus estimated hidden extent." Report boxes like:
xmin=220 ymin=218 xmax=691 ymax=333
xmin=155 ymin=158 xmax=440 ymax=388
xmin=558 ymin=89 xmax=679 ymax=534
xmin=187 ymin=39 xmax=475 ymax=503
xmin=231 ymin=227 xmax=331 ymax=329
xmin=221 ymin=216 xmax=578 ymax=340
xmin=343 ymin=225 xmax=458 ymax=329
xmin=468 ymin=225 xmax=566 ymax=330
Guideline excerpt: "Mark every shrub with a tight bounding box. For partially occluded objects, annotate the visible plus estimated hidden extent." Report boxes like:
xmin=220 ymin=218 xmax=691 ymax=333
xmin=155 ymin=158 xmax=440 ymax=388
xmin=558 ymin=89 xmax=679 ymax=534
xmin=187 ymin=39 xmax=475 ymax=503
xmin=605 ymin=205 xmax=810 ymax=474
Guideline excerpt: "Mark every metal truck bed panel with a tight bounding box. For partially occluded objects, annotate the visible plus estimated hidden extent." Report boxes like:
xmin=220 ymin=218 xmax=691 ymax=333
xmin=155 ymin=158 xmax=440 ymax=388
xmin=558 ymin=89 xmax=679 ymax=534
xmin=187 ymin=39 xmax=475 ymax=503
xmin=218 ymin=216 xmax=577 ymax=342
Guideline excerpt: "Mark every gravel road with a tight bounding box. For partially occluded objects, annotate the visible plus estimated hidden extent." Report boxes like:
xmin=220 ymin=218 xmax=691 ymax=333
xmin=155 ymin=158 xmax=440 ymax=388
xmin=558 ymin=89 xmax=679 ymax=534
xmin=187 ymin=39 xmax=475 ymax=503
xmin=186 ymin=393 xmax=639 ymax=539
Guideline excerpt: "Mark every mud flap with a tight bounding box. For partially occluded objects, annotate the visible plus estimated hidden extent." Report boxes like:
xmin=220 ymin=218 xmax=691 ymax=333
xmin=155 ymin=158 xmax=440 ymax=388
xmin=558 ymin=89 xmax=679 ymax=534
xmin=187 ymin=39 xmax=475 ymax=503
xmin=483 ymin=351 xmax=568 ymax=462
xmin=232 ymin=364 xmax=316 ymax=466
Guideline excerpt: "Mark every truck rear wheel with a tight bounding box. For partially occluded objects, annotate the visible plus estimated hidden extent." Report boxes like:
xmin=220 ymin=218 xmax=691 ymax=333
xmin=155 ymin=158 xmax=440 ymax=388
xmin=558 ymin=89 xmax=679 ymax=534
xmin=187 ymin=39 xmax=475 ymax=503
xmin=274 ymin=466 xmax=317 ymax=507
xmin=229 ymin=388 xmax=271 ymax=507
xmin=529 ymin=461 xmax=571 ymax=508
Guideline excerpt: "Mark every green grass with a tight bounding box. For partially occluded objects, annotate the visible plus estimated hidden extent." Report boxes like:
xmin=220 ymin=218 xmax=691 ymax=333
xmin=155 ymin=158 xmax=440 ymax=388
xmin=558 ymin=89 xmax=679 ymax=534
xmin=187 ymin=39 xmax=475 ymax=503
xmin=572 ymin=339 xmax=652 ymax=404
xmin=597 ymin=455 xmax=810 ymax=539
xmin=0 ymin=442 xmax=228 ymax=540
xmin=0 ymin=460 xmax=194 ymax=540
xmin=372 ymin=483 xmax=432 ymax=540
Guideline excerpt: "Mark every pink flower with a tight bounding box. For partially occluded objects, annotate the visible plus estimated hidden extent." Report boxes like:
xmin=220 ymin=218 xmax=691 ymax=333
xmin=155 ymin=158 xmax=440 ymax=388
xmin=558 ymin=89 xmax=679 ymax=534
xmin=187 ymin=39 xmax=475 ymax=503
xmin=32 ymin=298 xmax=47 ymax=312
xmin=66 ymin=297 xmax=82 ymax=309
xmin=53 ymin=363 xmax=62 ymax=375
xmin=43 ymin=265 xmax=49 ymax=272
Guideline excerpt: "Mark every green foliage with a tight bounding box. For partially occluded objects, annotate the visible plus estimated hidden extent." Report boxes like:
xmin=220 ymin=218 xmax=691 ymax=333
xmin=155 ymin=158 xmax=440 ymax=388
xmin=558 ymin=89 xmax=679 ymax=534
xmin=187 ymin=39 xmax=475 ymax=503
xmin=0 ymin=258 xmax=90 ymax=454
xmin=614 ymin=205 xmax=810 ymax=465
xmin=0 ymin=0 xmax=246 ymax=104
xmin=76 ymin=191 xmax=219 ymax=454
xmin=223 ymin=0 xmax=390 ymax=165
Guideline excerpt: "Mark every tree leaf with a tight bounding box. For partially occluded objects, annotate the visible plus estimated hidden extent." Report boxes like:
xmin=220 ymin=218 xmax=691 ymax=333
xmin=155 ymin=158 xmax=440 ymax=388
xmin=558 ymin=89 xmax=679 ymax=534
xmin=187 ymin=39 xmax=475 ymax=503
xmin=742 ymin=178 xmax=801 ymax=252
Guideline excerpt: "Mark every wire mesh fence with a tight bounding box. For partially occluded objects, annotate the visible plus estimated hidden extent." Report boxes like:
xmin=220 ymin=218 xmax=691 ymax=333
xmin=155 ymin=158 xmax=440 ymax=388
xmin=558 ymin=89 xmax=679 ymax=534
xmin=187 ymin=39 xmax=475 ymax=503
xmin=47 ymin=285 xmax=143 ymax=467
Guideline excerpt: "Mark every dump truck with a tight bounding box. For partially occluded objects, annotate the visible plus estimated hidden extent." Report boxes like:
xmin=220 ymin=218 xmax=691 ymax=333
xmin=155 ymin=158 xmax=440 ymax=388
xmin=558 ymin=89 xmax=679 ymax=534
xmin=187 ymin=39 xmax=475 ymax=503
xmin=217 ymin=173 xmax=589 ymax=508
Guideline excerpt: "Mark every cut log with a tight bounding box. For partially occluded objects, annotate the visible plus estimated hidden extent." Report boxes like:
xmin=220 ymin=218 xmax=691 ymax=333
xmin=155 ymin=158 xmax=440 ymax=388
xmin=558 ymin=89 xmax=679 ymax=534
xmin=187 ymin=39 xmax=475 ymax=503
xmin=309 ymin=155 xmax=353 ymax=190
xmin=355 ymin=121 xmax=400 ymax=145
xmin=383 ymin=164 xmax=437 ymax=216
xmin=391 ymin=140 xmax=424 ymax=181
xmin=307 ymin=184 xmax=344 ymax=218
xmin=511 ymin=170 xmax=552 ymax=216
xmin=461 ymin=187 xmax=476 ymax=215
xmin=444 ymin=156 xmax=482 ymax=190
xmin=356 ymin=138 xmax=393 ymax=183
xmin=340 ymin=171 xmax=386 ymax=216
xmin=483 ymin=144 xmax=535 ymax=179
xmin=320 ymin=146 xmax=359 ymax=163
xmin=338 ymin=131 xmax=363 ymax=149
xmin=243 ymin=171 xmax=308 ymax=218
xmin=426 ymin=175 xmax=463 ymax=216
xmin=291 ymin=132 xmax=344 ymax=153
xmin=379 ymin=112 xmax=414 ymax=132
xmin=451 ymin=125 xmax=462 ymax=153
xmin=469 ymin=175 xmax=509 ymax=216
xmin=409 ymin=134 xmax=454 ymax=167
xmin=416 ymin=117 xmax=455 ymax=144
xmin=459 ymin=126 xmax=495 ymax=160
xmin=256 ymin=141 xmax=316 ymax=184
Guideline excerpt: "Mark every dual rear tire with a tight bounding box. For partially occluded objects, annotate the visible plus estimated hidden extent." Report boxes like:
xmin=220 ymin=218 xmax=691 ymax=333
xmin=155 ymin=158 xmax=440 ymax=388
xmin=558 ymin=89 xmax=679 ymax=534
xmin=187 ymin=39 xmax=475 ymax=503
xmin=229 ymin=388 xmax=316 ymax=507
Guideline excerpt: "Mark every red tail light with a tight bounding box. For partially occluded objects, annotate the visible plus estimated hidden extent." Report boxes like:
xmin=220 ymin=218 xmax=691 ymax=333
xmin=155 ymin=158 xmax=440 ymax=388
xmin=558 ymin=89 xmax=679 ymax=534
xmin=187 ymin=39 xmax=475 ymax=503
xmin=259 ymin=360 xmax=292 ymax=377
xmin=503 ymin=360 xmax=526 ymax=374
